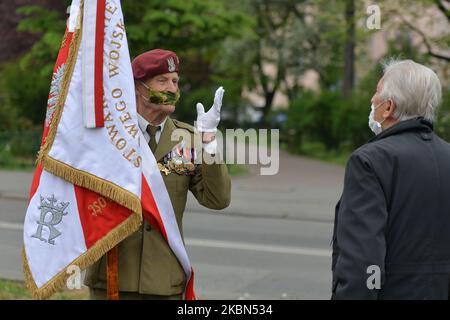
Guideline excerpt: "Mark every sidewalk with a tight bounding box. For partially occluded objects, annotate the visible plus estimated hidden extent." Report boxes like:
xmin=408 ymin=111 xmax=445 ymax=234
xmin=0 ymin=150 xmax=344 ymax=222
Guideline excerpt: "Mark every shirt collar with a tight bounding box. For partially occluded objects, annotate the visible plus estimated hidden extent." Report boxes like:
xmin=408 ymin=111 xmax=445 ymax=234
xmin=137 ymin=113 xmax=167 ymax=133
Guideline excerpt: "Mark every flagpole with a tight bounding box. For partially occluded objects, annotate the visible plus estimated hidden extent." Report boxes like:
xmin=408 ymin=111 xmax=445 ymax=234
xmin=106 ymin=246 xmax=119 ymax=300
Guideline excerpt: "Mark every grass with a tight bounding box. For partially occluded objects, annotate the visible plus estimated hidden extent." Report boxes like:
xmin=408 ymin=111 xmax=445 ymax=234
xmin=227 ymin=164 xmax=249 ymax=176
xmin=0 ymin=131 xmax=41 ymax=170
xmin=0 ymin=148 xmax=36 ymax=171
xmin=0 ymin=279 xmax=90 ymax=300
xmin=284 ymin=141 xmax=352 ymax=166
xmin=0 ymin=157 xmax=35 ymax=171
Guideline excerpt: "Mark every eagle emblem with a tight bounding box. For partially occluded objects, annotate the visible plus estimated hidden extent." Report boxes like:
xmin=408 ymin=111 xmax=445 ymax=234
xmin=167 ymin=57 xmax=176 ymax=72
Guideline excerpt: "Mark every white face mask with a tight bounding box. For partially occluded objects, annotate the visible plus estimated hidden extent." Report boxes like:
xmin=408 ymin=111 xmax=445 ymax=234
xmin=368 ymin=101 xmax=387 ymax=135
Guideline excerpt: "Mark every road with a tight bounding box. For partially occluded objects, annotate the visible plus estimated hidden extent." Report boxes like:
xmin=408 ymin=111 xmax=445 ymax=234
xmin=0 ymin=150 xmax=344 ymax=299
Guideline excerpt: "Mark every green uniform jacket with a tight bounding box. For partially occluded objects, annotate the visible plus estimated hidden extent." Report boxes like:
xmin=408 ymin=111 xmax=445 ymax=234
xmin=84 ymin=117 xmax=231 ymax=295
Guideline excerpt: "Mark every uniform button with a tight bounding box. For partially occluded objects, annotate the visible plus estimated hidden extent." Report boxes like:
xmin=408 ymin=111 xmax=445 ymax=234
xmin=145 ymin=224 xmax=152 ymax=232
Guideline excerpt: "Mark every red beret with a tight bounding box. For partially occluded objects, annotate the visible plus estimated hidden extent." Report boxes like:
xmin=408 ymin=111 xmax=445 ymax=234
xmin=132 ymin=49 xmax=180 ymax=80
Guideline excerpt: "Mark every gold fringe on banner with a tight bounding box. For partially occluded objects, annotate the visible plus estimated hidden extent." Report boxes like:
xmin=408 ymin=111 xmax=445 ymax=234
xmin=41 ymin=156 xmax=142 ymax=214
xmin=23 ymin=212 xmax=142 ymax=300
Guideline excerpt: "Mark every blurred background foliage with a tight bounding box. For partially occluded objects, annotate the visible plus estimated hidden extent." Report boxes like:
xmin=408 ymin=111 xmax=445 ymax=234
xmin=0 ymin=0 xmax=449 ymax=168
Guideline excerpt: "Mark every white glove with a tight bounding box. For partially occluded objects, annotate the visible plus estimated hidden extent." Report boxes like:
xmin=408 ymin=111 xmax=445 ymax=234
xmin=196 ymin=86 xmax=224 ymax=133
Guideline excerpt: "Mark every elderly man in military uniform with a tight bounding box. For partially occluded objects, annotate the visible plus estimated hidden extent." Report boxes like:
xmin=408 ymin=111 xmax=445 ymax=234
xmin=84 ymin=49 xmax=231 ymax=300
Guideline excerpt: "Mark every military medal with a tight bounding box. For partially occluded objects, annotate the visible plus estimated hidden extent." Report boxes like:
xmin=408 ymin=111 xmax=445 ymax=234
xmin=161 ymin=142 xmax=200 ymax=176
xmin=169 ymin=158 xmax=185 ymax=175
xmin=185 ymin=162 xmax=195 ymax=174
xmin=158 ymin=162 xmax=170 ymax=175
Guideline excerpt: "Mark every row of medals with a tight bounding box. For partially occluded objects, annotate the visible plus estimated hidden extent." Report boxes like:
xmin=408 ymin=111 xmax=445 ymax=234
xmin=158 ymin=146 xmax=197 ymax=176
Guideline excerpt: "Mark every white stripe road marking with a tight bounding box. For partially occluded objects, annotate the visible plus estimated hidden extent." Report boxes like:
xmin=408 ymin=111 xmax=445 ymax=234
xmin=186 ymin=239 xmax=331 ymax=257
xmin=0 ymin=221 xmax=23 ymax=231
xmin=0 ymin=221 xmax=331 ymax=257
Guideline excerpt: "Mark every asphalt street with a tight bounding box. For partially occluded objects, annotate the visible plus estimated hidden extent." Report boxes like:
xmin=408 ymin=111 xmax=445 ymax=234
xmin=0 ymin=150 xmax=344 ymax=299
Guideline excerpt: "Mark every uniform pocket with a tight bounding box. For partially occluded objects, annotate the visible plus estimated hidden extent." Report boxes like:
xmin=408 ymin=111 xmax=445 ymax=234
xmin=162 ymin=172 xmax=190 ymax=194
xmin=170 ymin=258 xmax=186 ymax=291
xmin=140 ymin=230 xmax=184 ymax=295
xmin=177 ymin=174 xmax=190 ymax=193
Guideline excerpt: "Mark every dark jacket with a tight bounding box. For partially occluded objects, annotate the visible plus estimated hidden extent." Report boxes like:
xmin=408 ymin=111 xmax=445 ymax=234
xmin=332 ymin=117 xmax=450 ymax=300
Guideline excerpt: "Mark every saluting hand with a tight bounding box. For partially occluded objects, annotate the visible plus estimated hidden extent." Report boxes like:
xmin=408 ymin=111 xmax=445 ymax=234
xmin=195 ymin=86 xmax=224 ymax=133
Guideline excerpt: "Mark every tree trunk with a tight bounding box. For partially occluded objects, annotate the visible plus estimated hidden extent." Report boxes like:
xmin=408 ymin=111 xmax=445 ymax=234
xmin=260 ymin=91 xmax=276 ymax=127
xmin=343 ymin=0 xmax=355 ymax=97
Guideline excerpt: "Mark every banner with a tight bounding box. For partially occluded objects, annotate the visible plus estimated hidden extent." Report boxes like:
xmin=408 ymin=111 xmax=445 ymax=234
xmin=22 ymin=0 xmax=195 ymax=299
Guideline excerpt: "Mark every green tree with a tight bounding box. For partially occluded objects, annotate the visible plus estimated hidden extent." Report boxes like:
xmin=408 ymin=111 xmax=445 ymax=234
xmin=117 ymin=0 xmax=254 ymax=124
xmin=2 ymin=0 xmax=253 ymax=127
xmin=0 ymin=4 xmax=69 ymax=128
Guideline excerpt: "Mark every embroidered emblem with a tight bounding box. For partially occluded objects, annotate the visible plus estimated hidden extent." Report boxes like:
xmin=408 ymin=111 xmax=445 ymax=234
xmin=45 ymin=63 xmax=66 ymax=127
xmin=167 ymin=57 xmax=176 ymax=72
xmin=32 ymin=194 xmax=69 ymax=245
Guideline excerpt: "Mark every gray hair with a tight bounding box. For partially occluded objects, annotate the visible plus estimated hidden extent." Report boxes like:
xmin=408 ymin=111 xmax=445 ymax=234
xmin=379 ymin=59 xmax=442 ymax=122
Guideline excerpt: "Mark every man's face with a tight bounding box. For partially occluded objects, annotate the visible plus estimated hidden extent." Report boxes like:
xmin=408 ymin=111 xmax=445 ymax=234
xmin=145 ymin=72 xmax=179 ymax=93
xmin=371 ymin=79 xmax=384 ymax=107
xmin=370 ymin=78 xmax=388 ymax=122
xmin=136 ymin=72 xmax=179 ymax=124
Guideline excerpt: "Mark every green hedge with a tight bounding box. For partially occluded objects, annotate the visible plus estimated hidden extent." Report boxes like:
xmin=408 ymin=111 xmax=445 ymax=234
xmin=0 ymin=130 xmax=42 ymax=168
xmin=286 ymin=87 xmax=450 ymax=160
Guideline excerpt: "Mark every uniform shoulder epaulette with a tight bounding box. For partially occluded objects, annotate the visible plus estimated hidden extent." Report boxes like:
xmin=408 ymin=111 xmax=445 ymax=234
xmin=173 ymin=119 xmax=195 ymax=133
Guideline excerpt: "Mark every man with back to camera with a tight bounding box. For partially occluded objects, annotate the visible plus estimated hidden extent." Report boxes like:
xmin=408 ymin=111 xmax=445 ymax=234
xmin=332 ymin=59 xmax=450 ymax=299
xmin=84 ymin=49 xmax=231 ymax=300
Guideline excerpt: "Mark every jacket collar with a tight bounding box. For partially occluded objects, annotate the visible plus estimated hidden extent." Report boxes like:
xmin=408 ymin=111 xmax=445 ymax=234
xmin=153 ymin=117 xmax=184 ymax=161
xmin=369 ymin=117 xmax=434 ymax=143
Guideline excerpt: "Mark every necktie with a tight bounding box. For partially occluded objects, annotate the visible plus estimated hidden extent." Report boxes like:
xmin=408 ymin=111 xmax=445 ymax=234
xmin=146 ymin=125 xmax=161 ymax=153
